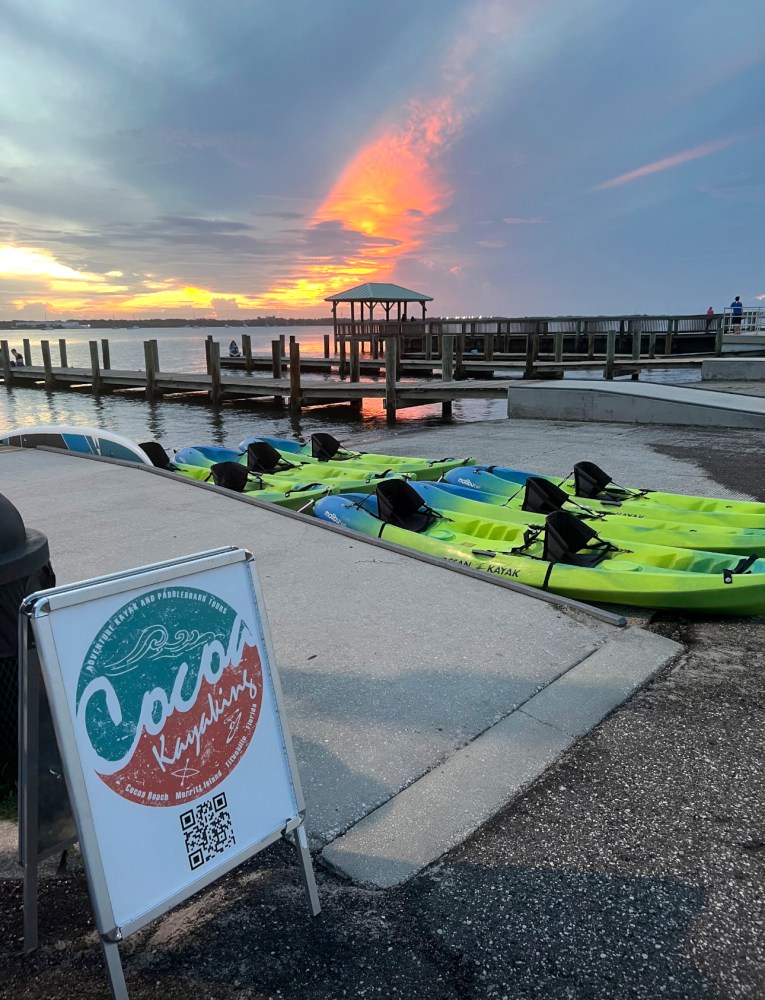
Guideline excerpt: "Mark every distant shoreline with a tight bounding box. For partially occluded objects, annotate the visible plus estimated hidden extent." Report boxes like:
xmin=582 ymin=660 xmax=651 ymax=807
xmin=0 ymin=317 xmax=333 ymax=331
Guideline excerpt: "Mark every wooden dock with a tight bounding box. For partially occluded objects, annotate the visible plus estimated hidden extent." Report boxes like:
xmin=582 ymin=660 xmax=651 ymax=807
xmin=0 ymin=324 xmax=729 ymax=425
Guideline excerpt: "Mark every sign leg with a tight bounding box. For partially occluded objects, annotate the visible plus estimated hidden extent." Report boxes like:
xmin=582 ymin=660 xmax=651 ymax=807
xmin=19 ymin=637 xmax=40 ymax=953
xmin=293 ymin=824 xmax=321 ymax=917
xmin=100 ymin=938 xmax=129 ymax=1000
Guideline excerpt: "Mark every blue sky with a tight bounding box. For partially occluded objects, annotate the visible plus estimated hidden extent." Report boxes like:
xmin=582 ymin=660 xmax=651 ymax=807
xmin=0 ymin=0 xmax=763 ymax=318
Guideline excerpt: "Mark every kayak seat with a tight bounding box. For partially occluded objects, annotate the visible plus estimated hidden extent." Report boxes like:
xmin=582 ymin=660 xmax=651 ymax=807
xmin=247 ymin=441 xmax=290 ymax=474
xmin=376 ymin=479 xmax=435 ymax=532
xmin=210 ymin=462 xmax=250 ymax=492
xmin=312 ymin=432 xmax=344 ymax=461
xmin=543 ymin=510 xmax=613 ymax=568
xmin=522 ymin=477 xmax=569 ymax=514
xmin=139 ymin=441 xmax=173 ymax=469
xmin=573 ymin=461 xmax=613 ymax=499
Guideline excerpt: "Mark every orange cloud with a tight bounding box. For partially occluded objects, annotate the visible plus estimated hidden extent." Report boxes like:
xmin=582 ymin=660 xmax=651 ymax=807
xmin=255 ymin=96 xmax=468 ymax=309
xmin=595 ymin=138 xmax=733 ymax=190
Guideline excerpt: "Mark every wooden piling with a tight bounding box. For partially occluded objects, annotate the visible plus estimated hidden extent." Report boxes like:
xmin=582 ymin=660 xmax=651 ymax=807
xmin=714 ymin=317 xmax=724 ymax=356
xmin=271 ymin=339 xmax=283 ymax=379
xmin=648 ymin=330 xmax=657 ymax=359
xmin=441 ymin=334 xmax=454 ymax=419
xmin=101 ymin=338 xmax=111 ymax=370
xmin=58 ymin=338 xmax=68 ymax=368
xmin=289 ymin=339 xmax=302 ymax=418
xmin=0 ymin=341 xmax=12 ymax=383
xmin=279 ymin=334 xmax=286 ymax=358
xmin=553 ymin=332 xmax=564 ymax=363
xmin=41 ymin=340 xmax=54 ymax=390
xmin=524 ymin=334 xmax=536 ymax=379
xmin=485 ymin=329 xmax=494 ymax=363
xmin=455 ymin=334 xmax=466 ymax=380
xmin=323 ymin=334 xmax=330 ymax=359
xmin=665 ymin=318 xmax=674 ymax=356
xmin=204 ymin=335 xmax=213 ymax=373
xmin=152 ymin=339 xmax=160 ymax=375
xmin=144 ymin=341 xmax=156 ymax=400
xmin=384 ymin=335 xmax=398 ymax=425
xmin=630 ymin=320 xmax=641 ymax=362
xmin=350 ymin=338 xmax=360 ymax=382
xmin=242 ymin=333 xmax=252 ymax=373
xmin=23 ymin=339 xmax=31 ymax=366
xmin=89 ymin=341 xmax=101 ymax=393
xmin=605 ymin=330 xmax=616 ymax=380
xmin=339 ymin=333 xmax=347 ymax=378
xmin=209 ymin=340 xmax=222 ymax=405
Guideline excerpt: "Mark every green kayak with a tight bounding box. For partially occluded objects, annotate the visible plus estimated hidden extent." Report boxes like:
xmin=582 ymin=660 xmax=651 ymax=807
xmin=443 ymin=460 xmax=765 ymax=531
xmin=419 ymin=479 xmax=765 ymax=556
xmin=240 ymin=433 xmax=473 ymax=481
xmin=313 ymin=480 xmax=765 ymax=615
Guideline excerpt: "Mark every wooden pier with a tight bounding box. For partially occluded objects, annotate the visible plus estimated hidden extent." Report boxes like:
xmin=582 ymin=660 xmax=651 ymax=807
xmin=0 ymin=316 xmax=740 ymax=425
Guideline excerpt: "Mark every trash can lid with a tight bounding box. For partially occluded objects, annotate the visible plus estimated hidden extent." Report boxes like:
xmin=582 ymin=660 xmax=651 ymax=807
xmin=0 ymin=494 xmax=50 ymax=584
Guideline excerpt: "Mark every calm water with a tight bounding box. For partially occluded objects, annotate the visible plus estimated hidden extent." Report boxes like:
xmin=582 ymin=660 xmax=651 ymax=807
xmin=0 ymin=325 xmax=699 ymax=451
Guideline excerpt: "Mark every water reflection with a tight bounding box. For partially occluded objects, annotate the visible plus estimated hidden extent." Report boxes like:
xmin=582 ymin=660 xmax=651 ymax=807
xmin=146 ymin=399 xmax=165 ymax=443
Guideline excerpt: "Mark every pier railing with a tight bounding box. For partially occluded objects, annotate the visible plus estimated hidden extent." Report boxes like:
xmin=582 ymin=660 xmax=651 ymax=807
xmin=720 ymin=307 xmax=765 ymax=333
xmin=334 ymin=314 xmax=723 ymax=373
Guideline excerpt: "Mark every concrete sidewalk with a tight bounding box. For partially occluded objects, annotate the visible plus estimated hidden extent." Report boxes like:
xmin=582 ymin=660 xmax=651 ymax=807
xmin=0 ymin=443 xmax=679 ymax=887
xmin=506 ymin=378 xmax=765 ymax=428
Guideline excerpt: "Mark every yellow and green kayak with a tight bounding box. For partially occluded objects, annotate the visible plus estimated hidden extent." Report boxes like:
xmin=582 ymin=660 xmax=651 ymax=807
xmin=312 ymin=480 xmax=765 ymax=615
xmin=420 ymin=479 xmax=765 ymax=556
xmin=443 ymin=461 xmax=765 ymax=531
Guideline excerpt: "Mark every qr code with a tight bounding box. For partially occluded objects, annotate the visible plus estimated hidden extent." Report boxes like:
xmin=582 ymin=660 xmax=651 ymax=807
xmin=180 ymin=792 xmax=236 ymax=870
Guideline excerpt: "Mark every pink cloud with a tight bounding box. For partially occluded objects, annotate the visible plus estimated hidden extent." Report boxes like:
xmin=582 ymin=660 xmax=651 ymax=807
xmin=595 ymin=138 xmax=733 ymax=190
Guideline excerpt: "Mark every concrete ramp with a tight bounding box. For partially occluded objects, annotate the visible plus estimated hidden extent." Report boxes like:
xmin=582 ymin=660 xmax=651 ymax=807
xmin=1 ymin=446 xmax=680 ymax=887
xmin=507 ymin=378 xmax=765 ymax=428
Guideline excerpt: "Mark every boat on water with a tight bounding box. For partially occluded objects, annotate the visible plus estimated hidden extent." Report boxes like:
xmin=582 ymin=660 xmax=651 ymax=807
xmin=312 ymin=480 xmax=765 ymax=615
xmin=443 ymin=461 xmax=765 ymax=531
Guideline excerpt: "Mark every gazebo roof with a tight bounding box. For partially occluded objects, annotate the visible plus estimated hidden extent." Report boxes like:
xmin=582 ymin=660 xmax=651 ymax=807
xmin=325 ymin=282 xmax=433 ymax=303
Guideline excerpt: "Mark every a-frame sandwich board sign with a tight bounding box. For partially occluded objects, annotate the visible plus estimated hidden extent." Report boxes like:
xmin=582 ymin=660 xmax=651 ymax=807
xmin=19 ymin=546 xmax=319 ymax=999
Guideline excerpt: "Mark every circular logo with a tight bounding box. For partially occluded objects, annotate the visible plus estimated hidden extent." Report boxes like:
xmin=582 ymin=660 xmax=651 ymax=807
xmin=76 ymin=586 xmax=263 ymax=807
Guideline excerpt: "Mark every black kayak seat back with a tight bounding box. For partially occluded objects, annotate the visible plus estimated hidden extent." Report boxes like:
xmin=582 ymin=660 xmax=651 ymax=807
xmin=376 ymin=479 xmax=434 ymax=532
xmin=522 ymin=477 xmax=569 ymax=514
xmin=247 ymin=440 xmax=285 ymax=473
xmin=573 ymin=461 xmax=613 ymax=499
xmin=543 ymin=510 xmax=611 ymax=567
xmin=139 ymin=440 xmax=172 ymax=470
xmin=210 ymin=461 xmax=249 ymax=492
xmin=311 ymin=432 xmax=344 ymax=461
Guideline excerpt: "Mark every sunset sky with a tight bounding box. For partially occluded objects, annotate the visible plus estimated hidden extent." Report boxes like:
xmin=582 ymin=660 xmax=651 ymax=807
xmin=1 ymin=0 xmax=764 ymax=320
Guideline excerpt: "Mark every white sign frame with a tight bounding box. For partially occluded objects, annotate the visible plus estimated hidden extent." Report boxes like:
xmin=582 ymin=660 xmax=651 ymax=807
xmin=22 ymin=546 xmax=319 ymax=998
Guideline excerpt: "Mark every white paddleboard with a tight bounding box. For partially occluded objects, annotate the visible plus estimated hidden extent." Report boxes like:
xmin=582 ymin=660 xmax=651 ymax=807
xmin=0 ymin=425 xmax=153 ymax=465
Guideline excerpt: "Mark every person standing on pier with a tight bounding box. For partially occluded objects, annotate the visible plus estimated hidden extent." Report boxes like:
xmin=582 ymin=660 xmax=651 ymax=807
xmin=730 ymin=296 xmax=744 ymax=331
xmin=10 ymin=349 xmax=23 ymax=366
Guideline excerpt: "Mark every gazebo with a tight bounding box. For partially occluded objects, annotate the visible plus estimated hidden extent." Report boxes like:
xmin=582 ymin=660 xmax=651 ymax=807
xmin=325 ymin=282 xmax=433 ymax=324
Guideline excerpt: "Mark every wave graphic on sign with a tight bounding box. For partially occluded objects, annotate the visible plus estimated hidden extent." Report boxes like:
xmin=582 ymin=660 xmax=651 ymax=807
xmin=99 ymin=626 xmax=218 ymax=675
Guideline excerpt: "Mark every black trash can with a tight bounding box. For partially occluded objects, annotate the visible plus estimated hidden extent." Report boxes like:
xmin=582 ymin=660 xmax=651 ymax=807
xmin=0 ymin=494 xmax=55 ymax=792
